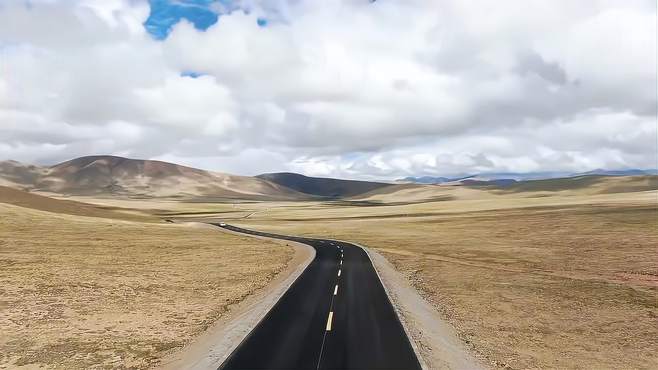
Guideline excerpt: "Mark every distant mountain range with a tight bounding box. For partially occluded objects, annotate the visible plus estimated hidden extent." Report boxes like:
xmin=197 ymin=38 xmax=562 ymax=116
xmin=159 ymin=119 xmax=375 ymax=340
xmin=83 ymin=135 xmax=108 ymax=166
xmin=399 ymin=176 xmax=454 ymax=184
xmin=399 ymin=169 xmax=658 ymax=185
xmin=2 ymin=155 xmax=655 ymax=200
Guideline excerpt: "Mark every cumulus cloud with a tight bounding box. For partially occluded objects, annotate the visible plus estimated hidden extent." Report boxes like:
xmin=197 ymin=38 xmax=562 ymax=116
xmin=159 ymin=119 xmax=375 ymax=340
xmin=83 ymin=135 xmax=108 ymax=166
xmin=0 ymin=0 xmax=655 ymax=179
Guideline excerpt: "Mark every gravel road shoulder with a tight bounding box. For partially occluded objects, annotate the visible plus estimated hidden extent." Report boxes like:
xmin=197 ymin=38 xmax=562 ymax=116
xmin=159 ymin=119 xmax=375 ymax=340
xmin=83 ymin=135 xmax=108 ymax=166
xmin=156 ymin=223 xmax=315 ymax=370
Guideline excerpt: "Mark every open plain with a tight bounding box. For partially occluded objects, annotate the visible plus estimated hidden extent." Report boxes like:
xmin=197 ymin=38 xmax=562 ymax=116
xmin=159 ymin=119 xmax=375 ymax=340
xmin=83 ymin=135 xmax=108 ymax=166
xmin=0 ymin=200 xmax=291 ymax=369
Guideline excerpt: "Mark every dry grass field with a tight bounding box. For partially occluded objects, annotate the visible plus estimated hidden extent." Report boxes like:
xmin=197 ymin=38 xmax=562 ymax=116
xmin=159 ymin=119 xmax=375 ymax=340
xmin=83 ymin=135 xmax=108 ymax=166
xmin=0 ymin=202 xmax=290 ymax=369
xmin=0 ymin=185 xmax=155 ymax=222
xmin=203 ymin=181 xmax=658 ymax=369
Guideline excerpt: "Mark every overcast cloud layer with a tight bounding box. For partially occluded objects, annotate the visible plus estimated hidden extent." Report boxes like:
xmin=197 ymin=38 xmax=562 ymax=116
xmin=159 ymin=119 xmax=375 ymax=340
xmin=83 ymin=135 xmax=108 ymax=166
xmin=0 ymin=0 xmax=656 ymax=179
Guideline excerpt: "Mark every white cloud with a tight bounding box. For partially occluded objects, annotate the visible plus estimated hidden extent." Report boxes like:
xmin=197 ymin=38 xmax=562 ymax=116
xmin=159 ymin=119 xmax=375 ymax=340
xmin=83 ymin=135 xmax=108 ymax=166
xmin=133 ymin=75 xmax=237 ymax=132
xmin=0 ymin=0 xmax=655 ymax=179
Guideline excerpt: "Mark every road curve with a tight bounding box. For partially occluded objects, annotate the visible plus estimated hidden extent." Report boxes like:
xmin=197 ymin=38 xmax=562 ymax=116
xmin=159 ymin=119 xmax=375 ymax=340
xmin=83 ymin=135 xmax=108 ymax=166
xmin=215 ymin=223 xmax=422 ymax=370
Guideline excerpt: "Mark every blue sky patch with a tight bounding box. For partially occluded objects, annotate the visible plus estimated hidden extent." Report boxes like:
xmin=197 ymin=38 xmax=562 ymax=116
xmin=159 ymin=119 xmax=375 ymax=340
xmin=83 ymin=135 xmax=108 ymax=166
xmin=144 ymin=0 xmax=224 ymax=40
xmin=144 ymin=0 xmax=270 ymax=39
xmin=180 ymin=70 xmax=205 ymax=78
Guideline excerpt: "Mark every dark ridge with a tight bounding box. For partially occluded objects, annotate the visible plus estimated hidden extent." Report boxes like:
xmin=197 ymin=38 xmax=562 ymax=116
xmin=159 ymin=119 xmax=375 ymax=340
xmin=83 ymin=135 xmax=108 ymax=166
xmin=256 ymin=172 xmax=393 ymax=198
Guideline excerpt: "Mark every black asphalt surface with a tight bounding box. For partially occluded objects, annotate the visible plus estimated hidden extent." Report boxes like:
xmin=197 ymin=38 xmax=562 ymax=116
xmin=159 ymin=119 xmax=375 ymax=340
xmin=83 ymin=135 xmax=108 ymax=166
xmin=215 ymin=223 xmax=422 ymax=370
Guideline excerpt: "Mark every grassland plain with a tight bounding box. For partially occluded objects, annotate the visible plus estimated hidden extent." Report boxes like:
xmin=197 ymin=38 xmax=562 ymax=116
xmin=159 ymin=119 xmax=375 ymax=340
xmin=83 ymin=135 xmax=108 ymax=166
xmin=199 ymin=185 xmax=658 ymax=369
xmin=0 ymin=202 xmax=291 ymax=369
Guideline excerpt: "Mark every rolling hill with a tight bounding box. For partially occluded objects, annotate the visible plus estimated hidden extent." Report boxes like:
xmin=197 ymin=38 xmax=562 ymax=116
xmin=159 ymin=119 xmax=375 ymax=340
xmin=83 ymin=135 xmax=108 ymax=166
xmin=352 ymin=175 xmax=658 ymax=204
xmin=0 ymin=185 xmax=154 ymax=221
xmin=256 ymin=172 xmax=393 ymax=198
xmin=0 ymin=156 xmax=309 ymax=200
xmin=493 ymin=174 xmax=658 ymax=194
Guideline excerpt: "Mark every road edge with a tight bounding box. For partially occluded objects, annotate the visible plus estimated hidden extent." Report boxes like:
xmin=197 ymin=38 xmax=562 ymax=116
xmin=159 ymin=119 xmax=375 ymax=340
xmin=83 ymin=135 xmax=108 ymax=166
xmin=358 ymin=244 xmax=486 ymax=370
xmin=358 ymin=244 xmax=429 ymax=370
xmin=156 ymin=222 xmax=315 ymax=370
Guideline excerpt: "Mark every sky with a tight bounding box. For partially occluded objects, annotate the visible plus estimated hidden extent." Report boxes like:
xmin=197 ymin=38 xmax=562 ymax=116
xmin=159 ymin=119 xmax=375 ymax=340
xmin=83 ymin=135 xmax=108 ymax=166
xmin=0 ymin=0 xmax=656 ymax=180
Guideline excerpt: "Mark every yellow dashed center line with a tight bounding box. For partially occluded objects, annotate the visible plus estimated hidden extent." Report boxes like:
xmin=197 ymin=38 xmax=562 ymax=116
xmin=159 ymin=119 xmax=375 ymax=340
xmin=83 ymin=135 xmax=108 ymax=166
xmin=326 ymin=311 xmax=334 ymax=331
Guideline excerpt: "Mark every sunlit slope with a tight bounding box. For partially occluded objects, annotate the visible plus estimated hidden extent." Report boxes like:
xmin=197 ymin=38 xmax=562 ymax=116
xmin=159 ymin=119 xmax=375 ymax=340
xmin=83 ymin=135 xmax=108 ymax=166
xmin=0 ymin=156 xmax=309 ymax=200
xmin=351 ymin=175 xmax=658 ymax=204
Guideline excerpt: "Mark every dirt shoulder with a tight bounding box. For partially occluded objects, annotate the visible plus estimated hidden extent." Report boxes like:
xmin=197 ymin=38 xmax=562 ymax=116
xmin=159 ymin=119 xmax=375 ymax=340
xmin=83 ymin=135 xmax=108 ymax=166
xmin=157 ymin=224 xmax=315 ymax=370
xmin=364 ymin=247 xmax=485 ymax=370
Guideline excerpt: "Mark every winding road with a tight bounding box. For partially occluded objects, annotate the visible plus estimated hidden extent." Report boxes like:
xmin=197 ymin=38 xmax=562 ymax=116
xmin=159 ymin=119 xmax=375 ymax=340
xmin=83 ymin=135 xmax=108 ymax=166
xmin=215 ymin=223 xmax=422 ymax=370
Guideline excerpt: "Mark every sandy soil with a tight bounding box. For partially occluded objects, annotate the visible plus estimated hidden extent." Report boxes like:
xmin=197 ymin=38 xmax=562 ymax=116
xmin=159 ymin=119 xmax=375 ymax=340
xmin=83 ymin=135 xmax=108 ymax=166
xmin=0 ymin=203 xmax=292 ymax=369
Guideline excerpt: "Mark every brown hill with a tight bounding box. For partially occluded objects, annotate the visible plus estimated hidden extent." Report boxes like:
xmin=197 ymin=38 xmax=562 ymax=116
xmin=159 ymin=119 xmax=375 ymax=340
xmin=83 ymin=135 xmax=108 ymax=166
xmin=0 ymin=160 xmax=48 ymax=189
xmin=350 ymin=175 xmax=658 ymax=204
xmin=0 ymin=156 xmax=309 ymax=200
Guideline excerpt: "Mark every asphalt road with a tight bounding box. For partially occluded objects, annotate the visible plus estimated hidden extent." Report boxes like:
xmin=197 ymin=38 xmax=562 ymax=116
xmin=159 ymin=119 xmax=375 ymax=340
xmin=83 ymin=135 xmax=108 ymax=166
xmin=215 ymin=223 xmax=422 ymax=370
